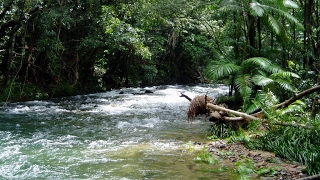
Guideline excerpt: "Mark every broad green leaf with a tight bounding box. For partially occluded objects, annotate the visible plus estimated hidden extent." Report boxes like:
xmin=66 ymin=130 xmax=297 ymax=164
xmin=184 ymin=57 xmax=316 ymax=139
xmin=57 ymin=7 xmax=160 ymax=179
xmin=250 ymin=2 xmax=264 ymax=17
xmin=283 ymin=0 xmax=299 ymax=9
xmin=267 ymin=15 xmax=281 ymax=34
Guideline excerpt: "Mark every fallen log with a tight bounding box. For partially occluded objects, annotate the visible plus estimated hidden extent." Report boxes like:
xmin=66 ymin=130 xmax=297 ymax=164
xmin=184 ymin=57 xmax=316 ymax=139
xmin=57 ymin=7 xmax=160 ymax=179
xmin=207 ymin=103 xmax=257 ymax=122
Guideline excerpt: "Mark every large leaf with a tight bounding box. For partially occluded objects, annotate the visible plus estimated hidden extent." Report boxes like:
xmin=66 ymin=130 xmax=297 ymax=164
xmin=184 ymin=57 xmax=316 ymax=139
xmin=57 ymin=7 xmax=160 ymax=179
xmin=242 ymin=57 xmax=282 ymax=74
xmin=250 ymin=2 xmax=264 ymax=17
xmin=283 ymin=0 xmax=299 ymax=9
xmin=267 ymin=15 xmax=281 ymax=34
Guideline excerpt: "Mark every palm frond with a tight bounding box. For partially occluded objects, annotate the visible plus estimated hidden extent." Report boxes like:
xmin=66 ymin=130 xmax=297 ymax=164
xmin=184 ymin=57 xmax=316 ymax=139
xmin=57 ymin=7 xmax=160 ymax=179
xmin=242 ymin=57 xmax=271 ymax=68
xmin=270 ymin=71 xmax=300 ymax=79
xmin=279 ymin=100 xmax=305 ymax=115
xmin=267 ymin=6 xmax=304 ymax=30
xmin=235 ymin=74 xmax=253 ymax=98
xmin=267 ymin=15 xmax=281 ymax=34
xmin=246 ymin=91 xmax=267 ymax=114
xmin=219 ymin=0 xmax=239 ymax=6
xmin=218 ymin=4 xmax=242 ymax=12
xmin=207 ymin=60 xmax=241 ymax=80
xmin=250 ymin=2 xmax=264 ymax=17
xmin=252 ymin=74 xmax=274 ymax=86
xmin=246 ymin=102 xmax=260 ymax=114
xmin=273 ymin=79 xmax=297 ymax=92
xmin=242 ymin=57 xmax=282 ymax=74
xmin=283 ymin=0 xmax=299 ymax=9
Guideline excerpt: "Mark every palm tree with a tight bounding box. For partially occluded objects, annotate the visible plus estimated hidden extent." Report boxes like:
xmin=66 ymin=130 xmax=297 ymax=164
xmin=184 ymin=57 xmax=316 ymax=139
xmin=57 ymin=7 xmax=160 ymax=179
xmin=206 ymin=57 xmax=300 ymax=109
xmin=219 ymin=0 xmax=303 ymax=56
xmin=205 ymin=0 xmax=303 ymax=109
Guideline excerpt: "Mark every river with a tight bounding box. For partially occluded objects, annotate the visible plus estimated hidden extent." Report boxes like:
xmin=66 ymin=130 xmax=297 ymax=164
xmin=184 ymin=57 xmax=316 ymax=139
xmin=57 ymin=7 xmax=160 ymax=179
xmin=0 ymin=84 xmax=230 ymax=179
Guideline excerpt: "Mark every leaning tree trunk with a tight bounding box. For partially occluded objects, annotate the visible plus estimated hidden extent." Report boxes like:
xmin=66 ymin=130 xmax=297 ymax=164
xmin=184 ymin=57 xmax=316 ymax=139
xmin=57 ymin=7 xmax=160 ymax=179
xmin=206 ymin=85 xmax=320 ymax=130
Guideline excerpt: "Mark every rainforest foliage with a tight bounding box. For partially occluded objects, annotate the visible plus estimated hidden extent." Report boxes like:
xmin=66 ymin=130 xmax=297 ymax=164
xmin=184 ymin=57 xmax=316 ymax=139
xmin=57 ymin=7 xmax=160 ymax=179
xmin=0 ymin=0 xmax=319 ymax=102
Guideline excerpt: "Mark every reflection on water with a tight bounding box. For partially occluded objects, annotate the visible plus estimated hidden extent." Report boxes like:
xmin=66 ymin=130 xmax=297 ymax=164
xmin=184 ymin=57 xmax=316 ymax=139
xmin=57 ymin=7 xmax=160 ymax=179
xmin=0 ymin=84 xmax=231 ymax=179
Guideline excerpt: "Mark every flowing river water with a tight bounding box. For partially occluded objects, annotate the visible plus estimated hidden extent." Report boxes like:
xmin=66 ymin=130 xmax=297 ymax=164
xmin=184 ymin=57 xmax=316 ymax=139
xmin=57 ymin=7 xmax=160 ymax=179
xmin=0 ymin=84 xmax=231 ymax=179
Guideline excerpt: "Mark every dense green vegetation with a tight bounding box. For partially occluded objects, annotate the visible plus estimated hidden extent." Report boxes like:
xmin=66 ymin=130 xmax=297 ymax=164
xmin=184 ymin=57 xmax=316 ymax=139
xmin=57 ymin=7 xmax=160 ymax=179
xmin=1 ymin=0 xmax=318 ymax=102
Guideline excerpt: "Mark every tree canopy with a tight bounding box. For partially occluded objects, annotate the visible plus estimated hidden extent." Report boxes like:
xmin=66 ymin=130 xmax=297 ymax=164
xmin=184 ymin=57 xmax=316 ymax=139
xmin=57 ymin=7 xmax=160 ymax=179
xmin=0 ymin=0 xmax=319 ymax=103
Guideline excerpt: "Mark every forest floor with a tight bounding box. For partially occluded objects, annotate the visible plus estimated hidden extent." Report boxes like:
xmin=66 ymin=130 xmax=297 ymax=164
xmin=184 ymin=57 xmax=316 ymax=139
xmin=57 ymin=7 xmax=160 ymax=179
xmin=195 ymin=140 xmax=307 ymax=179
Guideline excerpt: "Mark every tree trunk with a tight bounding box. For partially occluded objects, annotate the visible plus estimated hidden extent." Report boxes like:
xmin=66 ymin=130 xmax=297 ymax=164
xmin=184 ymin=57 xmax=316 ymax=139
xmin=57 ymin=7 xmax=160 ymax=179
xmin=1 ymin=34 xmax=16 ymax=87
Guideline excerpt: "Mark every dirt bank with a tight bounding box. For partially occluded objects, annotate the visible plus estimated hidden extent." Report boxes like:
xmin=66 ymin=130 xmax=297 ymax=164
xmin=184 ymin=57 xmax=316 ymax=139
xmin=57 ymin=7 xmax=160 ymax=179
xmin=195 ymin=140 xmax=307 ymax=179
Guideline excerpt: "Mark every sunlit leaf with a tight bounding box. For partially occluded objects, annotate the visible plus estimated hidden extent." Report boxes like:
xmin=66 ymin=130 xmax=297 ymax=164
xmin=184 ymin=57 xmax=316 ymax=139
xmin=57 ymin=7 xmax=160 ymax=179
xmin=267 ymin=15 xmax=281 ymax=34
xmin=283 ymin=0 xmax=299 ymax=9
xmin=270 ymin=71 xmax=300 ymax=79
xmin=250 ymin=2 xmax=264 ymax=17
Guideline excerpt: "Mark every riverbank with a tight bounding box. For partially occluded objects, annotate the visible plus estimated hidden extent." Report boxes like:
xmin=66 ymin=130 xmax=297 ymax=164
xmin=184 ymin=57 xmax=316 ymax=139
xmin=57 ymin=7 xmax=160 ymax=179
xmin=193 ymin=140 xmax=307 ymax=179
